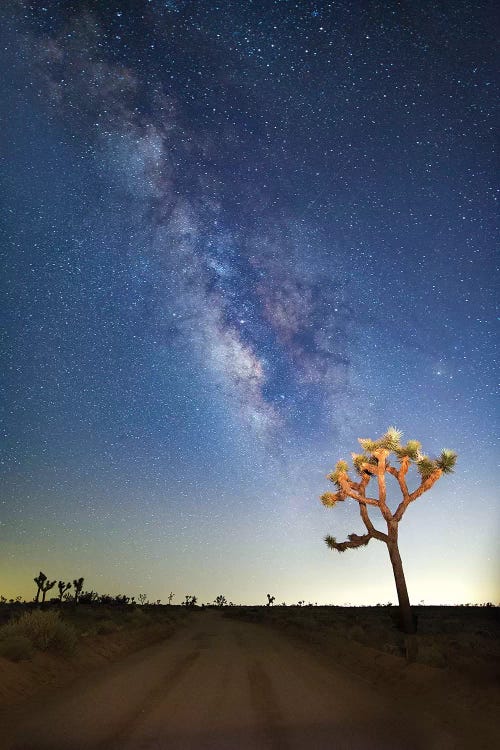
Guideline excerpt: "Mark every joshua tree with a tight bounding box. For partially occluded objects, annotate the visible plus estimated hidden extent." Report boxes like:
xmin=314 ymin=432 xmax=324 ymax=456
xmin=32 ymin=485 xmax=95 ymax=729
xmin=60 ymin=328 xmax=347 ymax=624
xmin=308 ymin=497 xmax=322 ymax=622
xmin=321 ymin=427 xmax=456 ymax=637
xmin=184 ymin=595 xmax=197 ymax=608
xmin=73 ymin=577 xmax=85 ymax=604
xmin=138 ymin=593 xmax=147 ymax=606
xmin=57 ymin=581 xmax=71 ymax=602
xmin=215 ymin=595 xmax=227 ymax=607
xmin=40 ymin=579 xmax=56 ymax=604
xmin=34 ymin=571 xmax=47 ymax=603
xmin=266 ymin=594 xmax=275 ymax=607
xmin=167 ymin=592 xmax=175 ymax=605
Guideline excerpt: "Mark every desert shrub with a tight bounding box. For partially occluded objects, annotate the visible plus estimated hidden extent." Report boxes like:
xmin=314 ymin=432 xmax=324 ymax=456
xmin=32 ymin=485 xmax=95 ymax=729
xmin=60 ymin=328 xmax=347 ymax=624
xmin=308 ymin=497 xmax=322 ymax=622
xmin=0 ymin=635 xmax=35 ymax=662
xmin=0 ymin=610 xmax=77 ymax=655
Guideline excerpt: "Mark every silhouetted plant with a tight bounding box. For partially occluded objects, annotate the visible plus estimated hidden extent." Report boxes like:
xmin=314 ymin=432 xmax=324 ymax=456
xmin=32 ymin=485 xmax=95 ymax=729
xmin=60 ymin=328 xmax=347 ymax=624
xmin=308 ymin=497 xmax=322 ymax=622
xmin=168 ymin=592 xmax=175 ymax=605
xmin=184 ymin=595 xmax=197 ymax=607
xmin=40 ymin=579 xmax=56 ymax=604
xmin=138 ymin=593 xmax=147 ymax=606
xmin=113 ymin=594 xmax=130 ymax=605
xmin=79 ymin=590 xmax=99 ymax=604
xmin=266 ymin=594 xmax=275 ymax=607
xmin=72 ymin=577 xmax=84 ymax=605
xmin=321 ymin=427 xmax=457 ymax=645
xmin=57 ymin=581 xmax=71 ymax=602
xmin=215 ymin=595 xmax=227 ymax=607
xmin=34 ymin=571 xmax=47 ymax=603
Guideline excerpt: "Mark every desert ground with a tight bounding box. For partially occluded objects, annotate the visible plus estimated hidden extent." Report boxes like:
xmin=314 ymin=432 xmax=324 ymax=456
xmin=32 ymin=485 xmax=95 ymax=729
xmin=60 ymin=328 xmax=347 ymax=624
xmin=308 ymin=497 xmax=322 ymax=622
xmin=0 ymin=605 xmax=499 ymax=749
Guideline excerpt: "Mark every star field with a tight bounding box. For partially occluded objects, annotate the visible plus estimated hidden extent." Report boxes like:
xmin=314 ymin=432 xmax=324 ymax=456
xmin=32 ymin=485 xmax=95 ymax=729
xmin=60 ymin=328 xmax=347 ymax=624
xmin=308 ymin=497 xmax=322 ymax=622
xmin=1 ymin=1 xmax=498 ymax=605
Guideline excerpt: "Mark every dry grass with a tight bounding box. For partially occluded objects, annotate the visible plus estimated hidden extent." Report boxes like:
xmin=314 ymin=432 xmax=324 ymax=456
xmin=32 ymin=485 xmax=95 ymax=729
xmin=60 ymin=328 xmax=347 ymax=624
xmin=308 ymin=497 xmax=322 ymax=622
xmin=0 ymin=610 xmax=77 ymax=657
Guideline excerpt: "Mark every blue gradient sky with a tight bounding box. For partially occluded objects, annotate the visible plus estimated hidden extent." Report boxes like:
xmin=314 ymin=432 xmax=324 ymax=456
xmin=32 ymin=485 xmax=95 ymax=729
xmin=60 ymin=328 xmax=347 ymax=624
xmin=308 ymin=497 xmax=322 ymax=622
xmin=1 ymin=0 xmax=498 ymax=605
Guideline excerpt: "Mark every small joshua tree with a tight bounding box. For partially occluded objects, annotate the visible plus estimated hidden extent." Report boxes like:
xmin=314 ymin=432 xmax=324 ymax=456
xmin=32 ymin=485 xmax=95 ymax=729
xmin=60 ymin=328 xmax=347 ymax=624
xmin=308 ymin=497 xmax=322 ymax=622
xmin=266 ymin=594 xmax=275 ymax=607
xmin=138 ymin=593 xmax=147 ymax=606
xmin=73 ymin=577 xmax=85 ymax=605
xmin=34 ymin=571 xmax=47 ymax=603
xmin=40 ymin=579 xmax=56 ymax=604
xmin=321 ymin=427 xmax=456 ymax=637
xmin=168 ymin=592 xmax=175 ymax=605
xmin=57 ymin=581 xmax=71 ymax=602
xmin=215 ymin=595 xmax=227 ymax=607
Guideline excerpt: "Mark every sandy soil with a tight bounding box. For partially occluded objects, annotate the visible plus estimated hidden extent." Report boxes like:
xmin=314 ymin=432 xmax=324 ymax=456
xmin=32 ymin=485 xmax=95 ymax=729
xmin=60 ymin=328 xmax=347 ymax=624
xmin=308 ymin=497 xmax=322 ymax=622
xmin=0 ymin=611 xmax=497 ymax=750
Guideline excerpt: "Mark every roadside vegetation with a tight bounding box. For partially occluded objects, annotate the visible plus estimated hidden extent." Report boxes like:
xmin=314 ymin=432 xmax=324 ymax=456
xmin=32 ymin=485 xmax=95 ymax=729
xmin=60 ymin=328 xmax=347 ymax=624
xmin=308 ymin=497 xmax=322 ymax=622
xmin=2 ymin=573 xmax=497 ymax=685
xmin=225 ymin=603 xmax=499 ymax=681
xmin=0 ymin=575 xmax=192 ymax=664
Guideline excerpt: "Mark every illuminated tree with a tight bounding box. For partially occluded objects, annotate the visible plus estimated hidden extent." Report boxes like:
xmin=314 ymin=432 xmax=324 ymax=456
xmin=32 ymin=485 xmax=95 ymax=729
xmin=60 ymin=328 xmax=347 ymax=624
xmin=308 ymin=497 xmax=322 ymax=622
xmin=321 ymin=427 xmax=456 ymax=637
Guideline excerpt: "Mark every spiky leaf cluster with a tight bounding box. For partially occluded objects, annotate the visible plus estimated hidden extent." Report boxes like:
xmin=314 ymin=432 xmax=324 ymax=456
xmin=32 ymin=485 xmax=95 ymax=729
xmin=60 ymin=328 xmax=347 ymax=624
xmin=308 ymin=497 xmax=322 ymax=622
xmin=416 ymin=454 xmax=438 ymax=479
xmin=351 ymin=453 xmax=365 ymax=474
xmin=358 ymin=426 xmax=403 ymax=453
xmin=324 ymin=533 xmax=371 ymax=553
xmin=379 ymin=426 xmax=403 ymax=450
xmin=435 ymin=449 xmax=457 ymax=474
xmin=394 ymin=440 xmax=421 ymax=460
xmin=325 ymin=535 xmax=343 ymax=551
xmin=415 ymin=449 xmax=457 ymax=478
xmin=321 ymin=491 xmax=344 ymax=507
xmin=358 ymin=438 xmax=378 ymax=452
xmin=351 ymin=452 xmax=378 ymax=475
xmin=327 ymin=460 xmax=349 ymax=487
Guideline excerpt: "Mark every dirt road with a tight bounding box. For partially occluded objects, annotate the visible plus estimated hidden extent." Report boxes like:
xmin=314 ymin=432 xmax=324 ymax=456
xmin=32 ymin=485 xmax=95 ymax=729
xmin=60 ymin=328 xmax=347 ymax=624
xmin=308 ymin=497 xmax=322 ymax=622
xmin=1 ymin=612 xmax=455 ymax=749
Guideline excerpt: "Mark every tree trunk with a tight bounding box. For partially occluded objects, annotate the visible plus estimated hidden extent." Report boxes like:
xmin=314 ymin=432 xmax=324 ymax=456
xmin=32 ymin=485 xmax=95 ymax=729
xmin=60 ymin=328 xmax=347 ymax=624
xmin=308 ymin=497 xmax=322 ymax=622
xmin=387 ymin=539 xmax=415 ymax=635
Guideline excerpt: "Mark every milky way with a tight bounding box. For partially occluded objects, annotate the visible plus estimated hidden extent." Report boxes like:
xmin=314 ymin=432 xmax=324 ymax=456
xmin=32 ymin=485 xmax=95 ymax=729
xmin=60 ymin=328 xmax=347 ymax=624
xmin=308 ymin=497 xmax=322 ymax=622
xmin=2 ymin=1 xmax=497 ymax=604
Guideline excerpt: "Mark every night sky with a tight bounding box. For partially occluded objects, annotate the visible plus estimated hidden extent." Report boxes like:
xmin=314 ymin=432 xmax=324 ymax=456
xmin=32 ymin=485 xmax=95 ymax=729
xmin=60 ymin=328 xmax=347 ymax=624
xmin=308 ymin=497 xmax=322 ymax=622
xmin=2 ymin=1 xmax=498 ymax=606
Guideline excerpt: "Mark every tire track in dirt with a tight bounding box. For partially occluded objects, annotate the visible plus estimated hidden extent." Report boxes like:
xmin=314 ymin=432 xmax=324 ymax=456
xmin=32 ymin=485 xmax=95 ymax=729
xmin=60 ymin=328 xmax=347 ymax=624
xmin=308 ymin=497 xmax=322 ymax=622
xmin=101 ymin=649 xmax=200 ymax=750
xmin=1 ymin=612 xmax=478 ymax=749
xmin=248 ymin=659 xmax=289 ymax=749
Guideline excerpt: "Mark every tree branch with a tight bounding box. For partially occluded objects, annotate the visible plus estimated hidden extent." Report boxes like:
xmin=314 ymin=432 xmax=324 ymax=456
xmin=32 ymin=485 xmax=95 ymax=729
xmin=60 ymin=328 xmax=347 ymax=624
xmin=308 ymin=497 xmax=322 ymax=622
xmin=325 ymin=533 xmax=372 ymax=552
xmin=359 ymin=503 xmax=388 ymax=542
xmin=338 ymin=475 xmax=379 ymax=506
xmin=393 ymin=469 xmax=442 ymax=522
xmin=372 ymin=449 xmax=393 ymax=522
xmin=387 ymin=458 xmax=410 ymax=498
